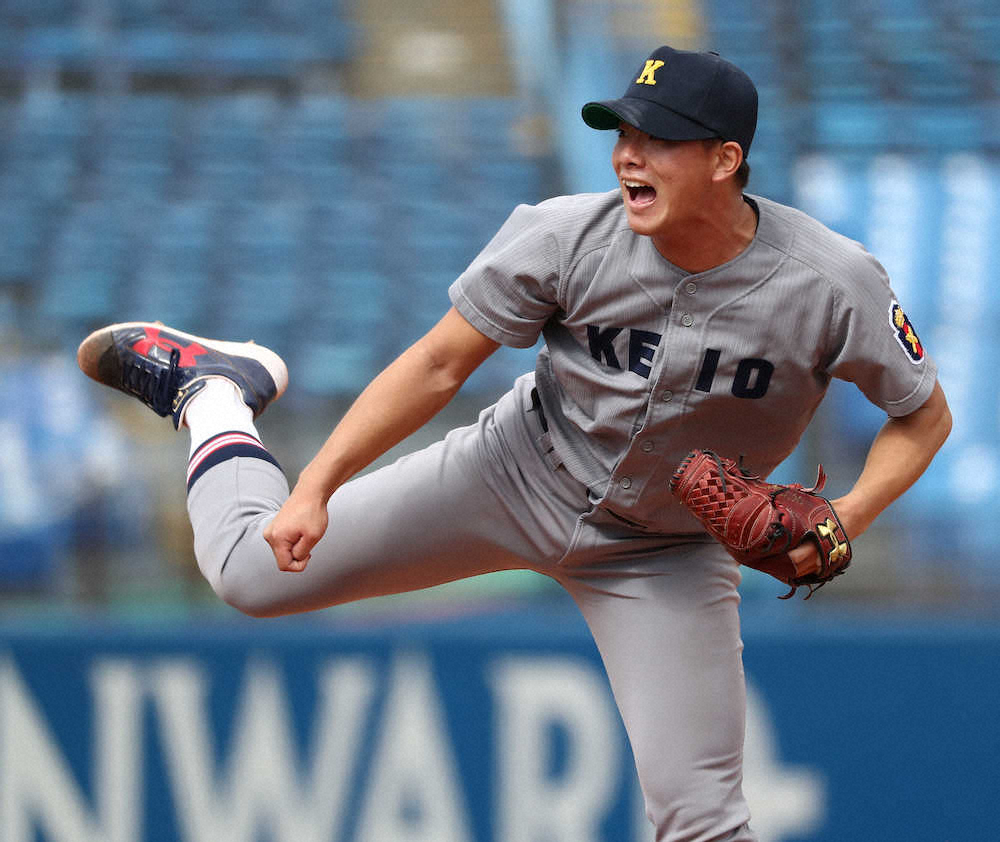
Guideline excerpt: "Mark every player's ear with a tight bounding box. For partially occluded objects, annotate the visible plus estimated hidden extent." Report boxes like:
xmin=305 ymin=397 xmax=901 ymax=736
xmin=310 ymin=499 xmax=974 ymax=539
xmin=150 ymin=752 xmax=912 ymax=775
xmin=711 ymin=141 xmax=744 ymax=184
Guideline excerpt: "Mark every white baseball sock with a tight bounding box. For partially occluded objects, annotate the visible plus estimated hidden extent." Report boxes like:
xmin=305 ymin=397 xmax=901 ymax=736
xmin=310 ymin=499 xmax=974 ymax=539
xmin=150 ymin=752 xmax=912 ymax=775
xmin=183 ymin=377 xmax=260 ymax=457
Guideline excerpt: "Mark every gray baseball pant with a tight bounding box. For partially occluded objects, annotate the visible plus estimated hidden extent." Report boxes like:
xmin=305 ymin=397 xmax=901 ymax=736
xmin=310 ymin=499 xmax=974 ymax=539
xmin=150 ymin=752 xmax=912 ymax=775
xmin=187 ymin=377 xmax=756 ymax=842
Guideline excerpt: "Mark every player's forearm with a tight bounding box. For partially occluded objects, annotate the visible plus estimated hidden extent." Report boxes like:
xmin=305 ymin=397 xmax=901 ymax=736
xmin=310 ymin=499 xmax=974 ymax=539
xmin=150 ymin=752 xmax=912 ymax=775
xmin=833 ymin=380 xmax=951 ymax=538
xmin=294 ymin=341 xmax=466 ymax=501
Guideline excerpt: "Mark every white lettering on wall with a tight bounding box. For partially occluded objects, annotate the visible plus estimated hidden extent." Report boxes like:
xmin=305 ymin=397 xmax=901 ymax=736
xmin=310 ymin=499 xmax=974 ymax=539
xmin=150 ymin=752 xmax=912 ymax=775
xmin=742 ymin=683 xmax=825 ymax=841
xmin=355 ymin=653 xmax=474 ymax=842
xmin=0 ymin=657 xmax=142 ymax=842
xmin=491 ymin=656 xmax=621 ymax=842
xmin=152 ymin=657 xmax=375 ymax=842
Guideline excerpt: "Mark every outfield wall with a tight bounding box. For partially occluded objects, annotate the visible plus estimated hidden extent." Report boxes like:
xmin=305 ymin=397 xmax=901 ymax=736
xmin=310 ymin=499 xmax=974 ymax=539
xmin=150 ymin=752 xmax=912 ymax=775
xmin=1 ymin=607 xmax=996 ymax=842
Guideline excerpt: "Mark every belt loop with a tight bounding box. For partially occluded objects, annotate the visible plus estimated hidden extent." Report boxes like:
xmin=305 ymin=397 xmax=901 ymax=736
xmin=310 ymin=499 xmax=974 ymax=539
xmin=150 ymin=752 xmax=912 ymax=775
xmin=529 ymin=387 xmax=549 ymax=432
xmin=529 ymin=387 xmax=560 ymax=469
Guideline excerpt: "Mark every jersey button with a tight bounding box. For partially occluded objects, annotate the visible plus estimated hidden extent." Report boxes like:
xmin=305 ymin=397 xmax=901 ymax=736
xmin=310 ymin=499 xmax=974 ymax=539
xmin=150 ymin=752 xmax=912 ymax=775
xmin=661 ymin=390 xmax=673 ymax=402
xmin=640 ymin=440 xmax=654 ymax=452
xmin=681 ymin=313 xmax=694 ymax=327
xmin=685 ymin=281 xmax=698 ymax=295
xmin=620 ymin=477 xmax=632 ymax=489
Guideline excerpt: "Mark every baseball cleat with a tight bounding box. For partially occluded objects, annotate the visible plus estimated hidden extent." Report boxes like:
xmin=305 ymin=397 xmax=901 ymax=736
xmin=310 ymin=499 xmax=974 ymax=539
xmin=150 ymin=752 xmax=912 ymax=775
xmin=77 ymin=321 xmax=288 ymax=429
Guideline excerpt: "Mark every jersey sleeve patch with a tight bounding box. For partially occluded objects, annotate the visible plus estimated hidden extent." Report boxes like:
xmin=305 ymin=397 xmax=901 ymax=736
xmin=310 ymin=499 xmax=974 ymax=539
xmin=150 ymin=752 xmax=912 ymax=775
xmin=889 ymin=301 xmax=925 ymax=364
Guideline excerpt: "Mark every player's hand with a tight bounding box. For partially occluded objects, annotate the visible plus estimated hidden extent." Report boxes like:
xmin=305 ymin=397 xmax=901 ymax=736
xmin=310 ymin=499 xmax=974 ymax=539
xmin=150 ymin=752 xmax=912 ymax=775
xmin=787 ymin=540 xmax=822 ymax=577
xmin=263 ymin=488 xmax=329 ymax=572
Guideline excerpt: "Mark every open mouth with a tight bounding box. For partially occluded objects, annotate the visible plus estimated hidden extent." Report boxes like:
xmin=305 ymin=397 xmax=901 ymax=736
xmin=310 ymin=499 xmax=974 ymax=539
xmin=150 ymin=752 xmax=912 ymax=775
xmin=623 ymin=180 xmax=656 ymax=205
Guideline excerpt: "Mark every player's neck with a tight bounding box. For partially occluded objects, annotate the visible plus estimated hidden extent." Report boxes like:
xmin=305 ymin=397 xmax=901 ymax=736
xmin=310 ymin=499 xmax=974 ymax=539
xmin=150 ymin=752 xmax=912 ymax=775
xmin=651 ymin=194 xmax=757 ymax=274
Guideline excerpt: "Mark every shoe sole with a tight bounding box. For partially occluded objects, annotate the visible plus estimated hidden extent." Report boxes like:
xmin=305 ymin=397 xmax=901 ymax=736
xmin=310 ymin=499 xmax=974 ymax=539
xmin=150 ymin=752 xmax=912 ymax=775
xmin=77 ymin=321 xmax=289 ymax=401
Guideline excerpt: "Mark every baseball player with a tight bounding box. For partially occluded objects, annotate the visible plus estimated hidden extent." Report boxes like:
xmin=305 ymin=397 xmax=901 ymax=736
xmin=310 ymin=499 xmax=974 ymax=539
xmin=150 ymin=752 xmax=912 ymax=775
xmin=78 ymin=46 xmax=951 ymax=842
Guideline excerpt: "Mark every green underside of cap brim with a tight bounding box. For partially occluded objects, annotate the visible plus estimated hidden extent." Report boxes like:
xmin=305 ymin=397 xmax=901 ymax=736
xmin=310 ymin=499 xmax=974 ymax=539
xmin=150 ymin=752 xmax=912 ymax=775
xmin=582 ymin=98 xmax=719 ymax=143
xmin=581 ymin=103 xmax=623 ymax=130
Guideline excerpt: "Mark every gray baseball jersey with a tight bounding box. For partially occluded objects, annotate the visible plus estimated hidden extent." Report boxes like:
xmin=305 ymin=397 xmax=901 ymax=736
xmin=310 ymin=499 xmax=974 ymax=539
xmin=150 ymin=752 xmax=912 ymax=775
xmin=450 ymin=190 xmax=937 ymax=531
xmin=182 ymin=189 xmax=937 ymax=842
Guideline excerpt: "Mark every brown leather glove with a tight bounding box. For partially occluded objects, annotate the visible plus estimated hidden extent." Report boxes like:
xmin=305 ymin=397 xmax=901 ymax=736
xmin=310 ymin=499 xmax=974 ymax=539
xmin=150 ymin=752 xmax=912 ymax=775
xmin=670 ymin=449 xmax=852 ymax=599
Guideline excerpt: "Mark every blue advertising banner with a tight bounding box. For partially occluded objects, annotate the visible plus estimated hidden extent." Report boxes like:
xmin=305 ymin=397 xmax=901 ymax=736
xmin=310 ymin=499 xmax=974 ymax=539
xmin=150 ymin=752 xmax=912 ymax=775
xmin=0 ymin=607 xmax=997 ymax=842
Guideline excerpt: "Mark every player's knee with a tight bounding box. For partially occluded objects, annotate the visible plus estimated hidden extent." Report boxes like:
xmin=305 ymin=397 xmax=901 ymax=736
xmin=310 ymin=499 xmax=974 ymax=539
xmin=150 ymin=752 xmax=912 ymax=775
xmin=234 ymin=600 xmax=286 ymax=619
xmin=212 ymin=572 xmax=289 ymax=618
xmin=202 ymin=542 xmax=294 ymax=618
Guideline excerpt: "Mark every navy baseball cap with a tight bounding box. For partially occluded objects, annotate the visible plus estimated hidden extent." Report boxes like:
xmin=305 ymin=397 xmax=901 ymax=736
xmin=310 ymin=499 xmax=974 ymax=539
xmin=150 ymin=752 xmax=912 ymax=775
xmin=582 ymin=46 xmax=758 ymax=157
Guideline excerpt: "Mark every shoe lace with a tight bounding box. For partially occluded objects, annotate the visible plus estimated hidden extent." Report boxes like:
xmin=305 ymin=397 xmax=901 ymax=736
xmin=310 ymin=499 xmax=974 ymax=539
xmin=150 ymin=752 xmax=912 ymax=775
xmin=122 ymin=347 xmax=181 ymax=417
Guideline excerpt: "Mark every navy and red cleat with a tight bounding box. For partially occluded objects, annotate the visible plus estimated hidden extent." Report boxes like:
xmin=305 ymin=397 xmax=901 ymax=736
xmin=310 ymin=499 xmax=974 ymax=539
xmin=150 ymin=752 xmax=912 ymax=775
xmin=77 ymin=322 xmax=288 ymax=429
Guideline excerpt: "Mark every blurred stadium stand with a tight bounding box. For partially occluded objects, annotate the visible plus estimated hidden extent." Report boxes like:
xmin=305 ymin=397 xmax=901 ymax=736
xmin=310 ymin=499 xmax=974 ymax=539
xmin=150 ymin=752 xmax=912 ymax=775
xmin=0 ymin=0 xmax=998 ymax=606
xmin=1 ymin=0 xmax=357 ymax=80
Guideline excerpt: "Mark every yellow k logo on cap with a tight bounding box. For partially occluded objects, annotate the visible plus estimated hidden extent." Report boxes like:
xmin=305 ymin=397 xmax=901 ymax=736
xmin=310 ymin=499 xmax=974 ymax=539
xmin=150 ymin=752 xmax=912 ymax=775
xmin=636 ymin=59 xmax=665 ymax=85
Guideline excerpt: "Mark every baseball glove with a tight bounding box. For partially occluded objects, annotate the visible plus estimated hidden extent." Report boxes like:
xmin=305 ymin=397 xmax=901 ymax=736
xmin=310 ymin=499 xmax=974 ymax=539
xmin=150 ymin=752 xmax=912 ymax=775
xmin=670 ymin=449 xmax=852 ymax=599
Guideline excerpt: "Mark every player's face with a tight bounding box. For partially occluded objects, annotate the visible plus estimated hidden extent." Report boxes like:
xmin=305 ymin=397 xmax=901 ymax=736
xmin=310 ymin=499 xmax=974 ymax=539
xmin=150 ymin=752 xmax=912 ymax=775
xmin=612 ymin=123 xmax=719 ymax=239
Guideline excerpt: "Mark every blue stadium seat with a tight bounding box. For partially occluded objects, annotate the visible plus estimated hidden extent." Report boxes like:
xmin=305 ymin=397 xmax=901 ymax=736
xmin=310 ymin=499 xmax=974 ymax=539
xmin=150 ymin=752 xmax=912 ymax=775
xmin=391 ymin=269 xmax=456 ymax=340
xmin=960 ymin=14 xmax=1000 ymax=63
xmin=292 ymin=267 xmax=390 ymax=388
xmin=280 ymin=95 xmax=351 ymax=136
xmin=803 ymin=52 xmax=881 ymax=101
xmin=177 ymin=100 xmax=276 ymax=198
xmin=802 ymin=0 xmax=852 ymax=33
xmin=461 ymin=98 xmax=534 ymax=152
xmin=19 ymin=27 xmax=97 ymax=71
xmin=402 ymin=230 xmax=476 ymax=277
xmin=861 ymin=0 xmax=933 ymax=30
xmin=712 ymin=49 xmax=779 ymax=90
xmin=178 ymin=0 xmax=263 ymax=31
xmin=106 ymin=29 xmax=192 ymax=74
xmin=0 ymin=156 xmax=77 ymax=202
xmin=271 ymin=97 xmax=352 ymax=197
xmin=10 ymin=93 xmax=88 ymax=150
xmin=472 ymin=157 xmax=543 ymax=204
xmin=37 ymin=269 xmax=118 ymax=334
xmin=811 ymin=103 xmax=890 ymax=149
xmin=1 ymin=0 xmax=80 ymax=26
xmin=0 ymin=199 xmax=48 ymax=284
xmin=105 ymin=92 xmax=179 ymax=139
xmin=908 ymin=106 xmax=982 ymax=149
xmin=128 ymin=265 xmax=212 ymax=328
xmin=292 ymin=339 xmax=377 ymax=396
xmin=95 ymin=144 xmax=173 ymax=200
xmin=306 ymin=269 xmax=387 ymax=327
xmin=263 ymin=0 xmax=355 ymax=37
xmin=375 ymin=98 xmax=474 ymax=157
xmin=220 ymin=269 xmax=299 ymax=325
xmin=215 ymin=199 xmax=303 ymax=279
xmin=1 ymin=97 xmax=86 ymax=201
xmin=898 ymin=55 xmax=975 ymax=102
xmin=377 ymin=159 xmax=450 ymax=202
xmin=112 ymin=0 xmax=174 ymax=29
xmin=0 ymin=0 xmax=92 ymax=71
xmin=153 ymin=199 xmax=217 ymax=246
xmin=702 ymin=0 xmax=769 ymax=42
xmin=128 ymin=200 xmax=216 ymax=313
xmin=310 ymin=238 xmax=384 ymax=284
xmin=106 ymin=0 xmax=357 ymax=76
xmin=308 ymin=198 xmax=383 ymax=267
xmin=0 ymin=289 xmax=16 ymax=334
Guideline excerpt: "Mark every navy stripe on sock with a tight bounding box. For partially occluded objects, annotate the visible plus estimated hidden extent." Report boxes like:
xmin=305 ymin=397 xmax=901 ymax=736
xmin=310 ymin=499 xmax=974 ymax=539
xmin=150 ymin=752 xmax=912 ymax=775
xmin=187 ymin=431 xmax=281 ymax=492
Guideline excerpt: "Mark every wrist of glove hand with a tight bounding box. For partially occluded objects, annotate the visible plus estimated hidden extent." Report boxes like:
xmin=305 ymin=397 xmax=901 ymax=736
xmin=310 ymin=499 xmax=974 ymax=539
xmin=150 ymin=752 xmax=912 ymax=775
xmin=670 ymin=449 xmax=852 ymax=599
